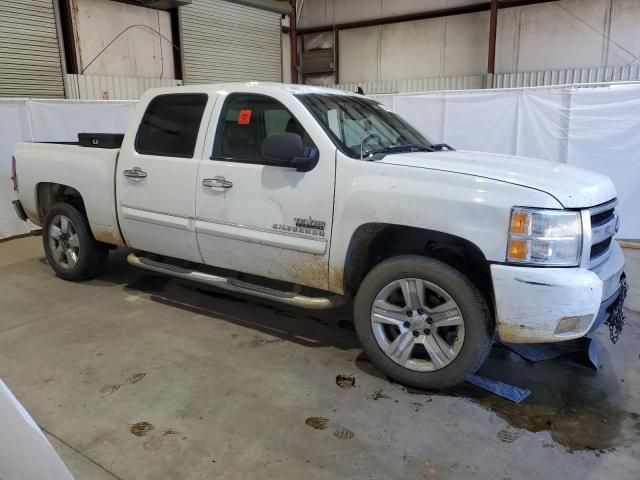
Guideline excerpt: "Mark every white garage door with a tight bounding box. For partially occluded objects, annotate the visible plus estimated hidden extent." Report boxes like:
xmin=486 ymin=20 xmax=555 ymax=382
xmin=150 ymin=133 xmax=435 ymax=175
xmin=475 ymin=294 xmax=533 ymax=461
xmin=179 ymin=0 xmax=282 ymax=84
xmin=0 ymin=0 xmax=65 ymax=98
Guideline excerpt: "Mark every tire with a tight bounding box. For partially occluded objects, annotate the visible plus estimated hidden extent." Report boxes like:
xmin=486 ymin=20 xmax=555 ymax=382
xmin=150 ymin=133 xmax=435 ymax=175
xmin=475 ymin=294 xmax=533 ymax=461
xmin=354 ymin=255 xmax=493 ymax=390
xmin=42 ymin=202 xmax=109 ymax=281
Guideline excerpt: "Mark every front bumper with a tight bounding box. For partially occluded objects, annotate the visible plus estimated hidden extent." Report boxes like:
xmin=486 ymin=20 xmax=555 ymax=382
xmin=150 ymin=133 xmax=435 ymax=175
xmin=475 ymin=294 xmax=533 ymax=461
xmin=491 ymin=241 xmax=625 ymax=343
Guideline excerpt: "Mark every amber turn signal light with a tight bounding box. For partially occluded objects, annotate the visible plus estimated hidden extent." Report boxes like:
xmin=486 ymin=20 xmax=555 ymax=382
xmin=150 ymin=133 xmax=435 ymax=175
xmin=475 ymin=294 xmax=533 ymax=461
xmin=510 ymin=210 xmax=530 ymax=235
xmin=507 ymin=239 xmax=528 ymax=262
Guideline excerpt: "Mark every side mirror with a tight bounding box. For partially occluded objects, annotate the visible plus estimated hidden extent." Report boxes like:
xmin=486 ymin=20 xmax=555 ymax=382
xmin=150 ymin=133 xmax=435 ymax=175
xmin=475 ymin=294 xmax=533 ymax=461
xmin=261 ymin=133 xmax=319 ymax=172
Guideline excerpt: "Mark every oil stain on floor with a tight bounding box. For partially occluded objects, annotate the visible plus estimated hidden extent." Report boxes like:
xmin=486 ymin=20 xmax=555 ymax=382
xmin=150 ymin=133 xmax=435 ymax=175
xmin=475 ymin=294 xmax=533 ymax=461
xmin=125 ymin=274 xmax=639 ymax=455
xmin=403 ymin=342 xmax=640 ymax=453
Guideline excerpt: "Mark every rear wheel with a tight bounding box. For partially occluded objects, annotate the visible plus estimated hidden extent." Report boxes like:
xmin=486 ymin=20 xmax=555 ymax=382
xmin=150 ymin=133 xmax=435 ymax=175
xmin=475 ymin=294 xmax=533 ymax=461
xmin=354 ymin=255 xmax=493 ymax=389
xmin=43 ymin=203 xmax=108 ymax=281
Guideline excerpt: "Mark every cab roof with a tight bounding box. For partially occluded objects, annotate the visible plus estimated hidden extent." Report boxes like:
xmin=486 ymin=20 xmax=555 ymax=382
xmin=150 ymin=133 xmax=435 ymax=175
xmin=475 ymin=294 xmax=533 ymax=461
xmin=143 ymin=81 xmax=359 ymax=98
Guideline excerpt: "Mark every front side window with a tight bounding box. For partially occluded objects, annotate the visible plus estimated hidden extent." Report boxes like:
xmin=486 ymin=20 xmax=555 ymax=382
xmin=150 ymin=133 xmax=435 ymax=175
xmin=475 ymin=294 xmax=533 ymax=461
xmin=297 ymin=94 xmax=433 ymax=159
xmin=135 ymin=93 xmax=208 ymax=158
xmin=213 ymin=93 xmax=315 ymax=164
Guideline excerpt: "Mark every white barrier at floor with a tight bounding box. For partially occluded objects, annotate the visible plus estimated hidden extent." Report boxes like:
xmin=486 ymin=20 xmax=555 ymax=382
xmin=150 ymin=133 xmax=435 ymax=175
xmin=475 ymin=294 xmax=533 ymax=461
xmin=0 ymin=99 xmax=136 ymax=239
xmin=372 ymin=83 xmax=640 ymax=239
xmin=0 ymin=379 xmax=74 ymax=479
xmin=1 ymin=84 xmax=638 ymax=239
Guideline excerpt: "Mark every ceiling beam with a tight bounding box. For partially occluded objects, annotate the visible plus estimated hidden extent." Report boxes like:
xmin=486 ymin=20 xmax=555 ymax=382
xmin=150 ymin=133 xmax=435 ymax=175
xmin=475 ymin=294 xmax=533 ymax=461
xmin=225 ymin=0 xmax=291 ymax=15
xmin=296 ymin=0 xmax=558 ymax=35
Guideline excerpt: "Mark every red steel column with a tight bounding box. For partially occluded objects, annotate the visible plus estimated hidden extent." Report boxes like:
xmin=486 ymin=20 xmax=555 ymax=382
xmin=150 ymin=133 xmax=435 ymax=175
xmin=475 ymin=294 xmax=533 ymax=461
xmin=487 ymin=0 xmax=498 ymax=87
xmin=290 ymin=0 xmax=299 ymax=83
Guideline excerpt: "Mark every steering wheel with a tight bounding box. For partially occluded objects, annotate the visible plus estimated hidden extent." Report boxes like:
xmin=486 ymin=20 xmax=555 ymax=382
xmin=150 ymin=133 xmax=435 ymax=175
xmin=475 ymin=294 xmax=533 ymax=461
xmin=361 ymin=133 xmax=384 ymax=152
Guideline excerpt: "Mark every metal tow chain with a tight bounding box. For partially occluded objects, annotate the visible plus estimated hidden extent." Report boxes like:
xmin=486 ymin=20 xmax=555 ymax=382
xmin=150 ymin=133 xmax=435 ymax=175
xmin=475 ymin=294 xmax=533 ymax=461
xmin=606 ymin=274 xmax=628 ymax=344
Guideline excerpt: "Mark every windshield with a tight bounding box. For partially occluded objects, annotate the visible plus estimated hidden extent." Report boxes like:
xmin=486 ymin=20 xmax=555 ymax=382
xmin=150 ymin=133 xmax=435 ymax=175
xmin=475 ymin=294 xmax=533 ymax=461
xmin=296 ymin=93 xmax=433 ymax=159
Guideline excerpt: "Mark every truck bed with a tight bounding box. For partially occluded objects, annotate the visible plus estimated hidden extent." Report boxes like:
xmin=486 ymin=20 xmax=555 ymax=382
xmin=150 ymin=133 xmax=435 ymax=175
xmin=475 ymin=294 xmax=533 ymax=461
xmin=13 ymin=142 xmax=124 ymax=246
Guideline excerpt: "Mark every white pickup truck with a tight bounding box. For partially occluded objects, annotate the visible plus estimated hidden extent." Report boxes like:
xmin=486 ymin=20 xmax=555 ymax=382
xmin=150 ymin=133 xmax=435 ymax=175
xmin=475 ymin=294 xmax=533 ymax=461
xmin=11 ymin=83 xmax=626 ymax=388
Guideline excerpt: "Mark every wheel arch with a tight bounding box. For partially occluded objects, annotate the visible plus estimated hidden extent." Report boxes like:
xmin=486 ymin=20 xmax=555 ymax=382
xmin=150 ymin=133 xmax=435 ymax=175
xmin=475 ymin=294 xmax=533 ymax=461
xmin=36 ymin=182 xmax=87 ymax=225
xmin=341 ymin=223 xmax=495 ymax=314
xmin=35 ymin=182 xmax=124 ymax=246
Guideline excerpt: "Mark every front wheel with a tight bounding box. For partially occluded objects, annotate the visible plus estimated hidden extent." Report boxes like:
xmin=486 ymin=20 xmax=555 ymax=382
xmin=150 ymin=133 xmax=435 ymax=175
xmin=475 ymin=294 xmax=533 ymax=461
xmin=354 ymin=255 xmax=493 ymax=389
xmin=43 ymin=203 xmax=108 ymax=281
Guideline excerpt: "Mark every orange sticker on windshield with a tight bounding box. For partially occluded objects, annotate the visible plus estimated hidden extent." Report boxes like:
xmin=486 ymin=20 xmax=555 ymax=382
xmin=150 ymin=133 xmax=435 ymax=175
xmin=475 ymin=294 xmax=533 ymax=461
xmin=238 ymin=109 xmax=252 ymax=125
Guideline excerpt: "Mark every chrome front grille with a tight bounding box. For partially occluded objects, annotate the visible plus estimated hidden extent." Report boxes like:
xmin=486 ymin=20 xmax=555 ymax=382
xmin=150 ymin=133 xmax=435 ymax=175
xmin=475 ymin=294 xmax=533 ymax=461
xmin=591 ymin=237 xmax=613 ymax=258
xmin=585 ymin=199 xmax=618 ymax=268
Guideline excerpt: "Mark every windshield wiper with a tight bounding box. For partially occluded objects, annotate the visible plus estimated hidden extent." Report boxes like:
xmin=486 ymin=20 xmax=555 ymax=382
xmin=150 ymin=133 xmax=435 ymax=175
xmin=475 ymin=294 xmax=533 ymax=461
xmin=363 ymin=143 xmax=435 ymax=159
xmin=431 ymin=143 xmax=455 ymax=151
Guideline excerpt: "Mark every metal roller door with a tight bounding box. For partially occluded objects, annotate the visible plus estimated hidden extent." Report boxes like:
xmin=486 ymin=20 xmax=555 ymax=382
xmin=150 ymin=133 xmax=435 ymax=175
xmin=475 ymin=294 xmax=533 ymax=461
xmin=0 ymin=0 xmax=65 ymax=98
xmin=180 ymin=0 xmax=282 ymax=84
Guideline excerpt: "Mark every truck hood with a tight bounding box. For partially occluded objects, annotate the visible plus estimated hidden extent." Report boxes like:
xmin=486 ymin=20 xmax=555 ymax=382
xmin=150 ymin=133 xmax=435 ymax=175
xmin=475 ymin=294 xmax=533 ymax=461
xmin=379 ymin=150 xmax=616 ymax=208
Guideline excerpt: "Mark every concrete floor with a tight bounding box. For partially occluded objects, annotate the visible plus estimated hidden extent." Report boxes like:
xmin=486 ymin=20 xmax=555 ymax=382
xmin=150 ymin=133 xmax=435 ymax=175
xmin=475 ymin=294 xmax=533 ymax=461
xmin=1 ymin=236 xmax=639 ymax=480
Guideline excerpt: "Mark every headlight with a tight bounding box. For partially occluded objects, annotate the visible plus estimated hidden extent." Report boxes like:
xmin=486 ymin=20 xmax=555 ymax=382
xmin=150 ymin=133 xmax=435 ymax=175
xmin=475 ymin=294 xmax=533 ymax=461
xmin=507 ymin=208 xmax=582 ymax=266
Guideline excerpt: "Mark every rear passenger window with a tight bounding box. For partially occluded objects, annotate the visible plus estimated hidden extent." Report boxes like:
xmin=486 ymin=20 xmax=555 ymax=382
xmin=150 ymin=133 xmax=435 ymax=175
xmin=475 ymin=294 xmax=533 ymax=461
xmin=135 ymin=93 xmax=208 ymax=158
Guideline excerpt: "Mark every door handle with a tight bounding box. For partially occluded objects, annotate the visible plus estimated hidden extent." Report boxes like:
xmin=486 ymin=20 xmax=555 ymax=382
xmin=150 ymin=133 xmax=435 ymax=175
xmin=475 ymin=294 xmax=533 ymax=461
xmin=123 ymin=167 xmax=147 ymax=179
xmin=203 ymin=176 xmax=233 ymax=189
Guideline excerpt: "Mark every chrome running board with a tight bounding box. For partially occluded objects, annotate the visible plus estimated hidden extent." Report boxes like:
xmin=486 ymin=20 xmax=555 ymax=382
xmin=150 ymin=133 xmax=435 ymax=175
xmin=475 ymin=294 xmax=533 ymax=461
xmin=127 ymin=253 xmax=346 ymax=310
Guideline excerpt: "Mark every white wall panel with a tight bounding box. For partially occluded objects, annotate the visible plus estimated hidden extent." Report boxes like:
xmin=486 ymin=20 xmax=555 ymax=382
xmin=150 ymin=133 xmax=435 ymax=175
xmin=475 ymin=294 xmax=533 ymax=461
xmin=304 ymin=0 xmax=640 ymax=88
xmin=378 ymin=18 xmax=444 ymax=81
xmin=500 ymin=0 xmax=609 ymax=73
xmin=440 ymin=12 xmax=489 ymax=77
xmin=299 ymin=0 xmax=486 ymax=29
xmin=338 ymin=27 xmax=381 ymax=83
xmin=72 ymin=0 xmax=175 ymax=78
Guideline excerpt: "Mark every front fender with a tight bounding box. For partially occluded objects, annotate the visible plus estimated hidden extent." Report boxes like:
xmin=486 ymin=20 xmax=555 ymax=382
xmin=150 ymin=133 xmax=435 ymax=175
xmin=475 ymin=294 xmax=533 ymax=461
xmin=328 ymin=156 xmax=562 ymax=294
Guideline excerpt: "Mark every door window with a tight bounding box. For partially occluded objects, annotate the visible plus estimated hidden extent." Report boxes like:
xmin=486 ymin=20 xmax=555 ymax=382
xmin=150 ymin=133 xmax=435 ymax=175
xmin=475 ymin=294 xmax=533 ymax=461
xmin=213 ymin=94 xmax=314 ymax=164
xmin=135 ymin=93 xmax=208 ymax=158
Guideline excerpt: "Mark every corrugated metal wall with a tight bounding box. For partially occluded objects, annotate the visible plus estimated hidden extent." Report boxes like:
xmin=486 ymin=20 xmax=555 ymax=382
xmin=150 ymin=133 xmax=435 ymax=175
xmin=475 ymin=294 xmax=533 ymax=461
xmin=64 ymin=74 xmax=182 ymax=100
xmin=334 ymin=75 xmax=486 ymax=94
xmin=179 ymin=0 xmax=282 ymax=84
xmin=332 ymin=66 xmax=640 ymax=94
xmin=0 ymin=0 xmax=65 ymax=98
xmin=493 ymin=65 xmax=640 ymax=89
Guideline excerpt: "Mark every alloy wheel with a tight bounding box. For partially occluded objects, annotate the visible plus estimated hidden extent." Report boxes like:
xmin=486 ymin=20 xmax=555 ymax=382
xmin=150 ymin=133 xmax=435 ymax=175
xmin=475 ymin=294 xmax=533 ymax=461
xmin=370 ymin=278 xmax=465 ymax=372
xmin=48 ymin=215 xmax=80 ymax=270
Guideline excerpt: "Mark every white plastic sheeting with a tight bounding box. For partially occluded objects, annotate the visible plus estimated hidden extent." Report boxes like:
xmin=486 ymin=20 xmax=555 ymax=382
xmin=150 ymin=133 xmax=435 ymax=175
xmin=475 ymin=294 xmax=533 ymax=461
xmin=0 ymin=84 xmax=638 ymax=239
xmin=0 ymin=379 xmax=74 ymax=479
xmin=0 ymin=100 xmax=136 ymax=239
xmin=371 ymin=83 xmax=640 ymax=239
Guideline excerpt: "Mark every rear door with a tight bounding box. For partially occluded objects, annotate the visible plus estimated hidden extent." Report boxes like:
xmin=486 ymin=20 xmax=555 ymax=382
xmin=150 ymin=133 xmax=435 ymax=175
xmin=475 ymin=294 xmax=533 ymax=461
xmin=116 ymin=92 xmax=213 ymax=262
xmin=195 ymin=88 xmax=337 ymax=290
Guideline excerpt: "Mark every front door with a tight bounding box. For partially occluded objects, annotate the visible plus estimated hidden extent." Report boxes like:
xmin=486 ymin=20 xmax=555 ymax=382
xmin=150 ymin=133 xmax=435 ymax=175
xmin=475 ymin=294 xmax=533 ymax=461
xmin=195 ymin=90 xmax=336 ymax=290
xmin=117 ymin=92 xmax=211 ymax=262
